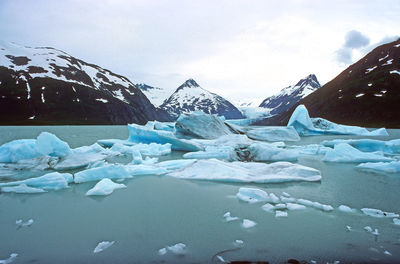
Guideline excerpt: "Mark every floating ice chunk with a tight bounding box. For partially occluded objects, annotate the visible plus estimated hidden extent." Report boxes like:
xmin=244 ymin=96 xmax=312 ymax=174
xmin=12 ymin=156 xmax=59 ymax=171
xmin=323 ymin=143 xmax=393 ymax=163
xmin=74 ymin=165 xmax=131 ymax=183
xmin=296 ymin=199 xmax=333 ymax=212
xmin=286 ymin=203 xmax=307 ymax=210
xmin=280 ymin=196 xmax=296 ymax=203
xmin=322 ymin=139 xmax=400 ymax=154
xmin=175 ymin=112 xmax=234 ymax=139
xmin=338 ymin=205 xmax=357 ymax=213
xmin=246 ymin=142 xmax=300 ymax=162
xmin=245 ymin=126 xmax=300 ymax=142
xmin=372 ymin=229 xmax=379 ymax=236
xmin=93 ymin=241 xmax=115 ymax=253
xmin=237 ymin=188 xmax=270 ymax=203
xmin=233 ymin=239 xmax=244 ymax=247
xmin=111 ymin=142 xmax=171 ymax=157
xmin=158 ymin=247 xmax=167 ymax=255
xmin=275 ymin=211 xmax=288 ymax=217
xmin=242 ymin=219 xmax=257 ymax=228
xmin=127 ymin=124 xmax=202 ymax=151
xmin=167 ymin=159 xmax=321 ymax=183
xmin=142 ymin=157 xmax=158 ymax=165
xmin=97 ymin=139 xmax=135 ymax=148
xmin=0 ymin=139 xmax=41 ymax=163
xmin=282 ymin=192 xmax=291 ymax=197
xmin=288 ymin=105 xmax=387 ymax=136
xmin=2 ymin=184 xmax=46 ymax=194
xmin=157 ymin=159 xmax=197 ymax=171
xmin=86 ymin=179 xmax=126 ymax=196
xmin=346 ymin=226 xmax=352 ymax=232
xmin=274 ymin=203 xmax=287 ymax=210
xmin=35 ymin=132 xmax=71 ymax=157
xmin=146 ymin=121 xmax=175 ymax=132
xmin=16 ymin=219 xmax=34 ymax=227
xmin=298 ymin=144 xmax=331 ymax=155
xmin=166 ymin=243 xmax=186 ymax=255
xmin=183 ymin=146 xmax=235 ymax=161
xmin=0 ymin=172 xmax=72 ymax=190
xmin=216 ymin=255 xmax=226 ymax=262
xmin=261 ymin=203 xmax=275 ymax=212
xmin=384 ymin=250 xmax=392 ymax=256
xmin=0 ymin=253 xmax=18 ymax=264
xmin=393 ymin=218 xmax=400 ymax=225
xmin=364 ymin=226 xmax=373 ymax=233
xmin=357 ymin=161 xmax=400 ymax=174
xmin=125 ymin=164 xmax=168 ymax=176
xmin=223 ymin=212 xmax=239 ymax=222
xmin=361 ymin=208 xmax=399 ymax=218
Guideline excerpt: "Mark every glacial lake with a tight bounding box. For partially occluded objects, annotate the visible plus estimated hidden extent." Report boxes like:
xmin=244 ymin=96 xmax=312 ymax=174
xmin=1 ymin=126 xmax=400 ymax=264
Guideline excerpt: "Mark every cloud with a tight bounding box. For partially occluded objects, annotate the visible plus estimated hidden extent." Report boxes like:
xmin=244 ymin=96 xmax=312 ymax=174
xmin=336 ymin=30 xmax=370 ymax=64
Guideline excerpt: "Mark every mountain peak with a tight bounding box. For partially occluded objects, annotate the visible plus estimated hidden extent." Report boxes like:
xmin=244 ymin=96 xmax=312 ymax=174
xmin=295 ymin=74 xmax=320 ymax=88
xmin=177 ymin=78 xmax=200 ymax=90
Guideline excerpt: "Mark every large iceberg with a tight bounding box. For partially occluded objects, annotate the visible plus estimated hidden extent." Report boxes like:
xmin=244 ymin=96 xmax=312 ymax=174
xmin=175 ymin=112 xmax=234 ymax=139
xmin=245 ymin=126 xmax=300 ymax=142
xmin=35 ymin=132 xmax=71 ymax=157
xmin=0 ymin=172 xmax=73 ymax=190
xmin=166 ymin=159 xmax=321 ymax=183
xmin=288 ymin=105 xmax=388 ymax=136
xmin=357 ymin=161 xmax=400 ymax=173
xmin=86 ymin=178 xmax=126 ymax=196
xmin=246 ymin=142 xmax=300 ymax=162
xmin=322 ymin=139 xmax=400 ymax=154
xmin=322 ymin=143 xmax=394 ymax=163
xmin=127 ymin=124 xmax=202 ymax=151
xmin=0 ymin=139 xmax=41 ymax=163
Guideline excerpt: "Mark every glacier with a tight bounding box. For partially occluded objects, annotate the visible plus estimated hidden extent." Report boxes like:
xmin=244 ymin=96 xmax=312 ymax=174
xmin=322 ymin=143 xmax=394 ymax=163
xmin=288 ymin=105 xmax=388 ymax=136
xmin=166 ymin=159 xmax=321 ymax=183
xmin=86 ymin=178 xmax=127 ymax=196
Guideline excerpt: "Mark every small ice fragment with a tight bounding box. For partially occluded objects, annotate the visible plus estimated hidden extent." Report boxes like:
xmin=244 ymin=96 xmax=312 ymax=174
xmin=286 ymin=203 xmax=307 ymax=210
xmin=338 ymin=205 xmax=356 ymax=213
xmin=364 ymin=226 xmax=373 ymax=233
xmin=372 ymin=229 xmax=379 ymax=236
xmin=223 ymin=212 xmax=239 ymax=222
xmin=16 ymin=219 xmax=33 ymax=227
xmin=275 ymin=211 xmax=288 ymax=218
xmin=269 ymin=193 xmax=280 ymax=204
xmin=158 ymin=248 xmax=167 ymax=255
xmin=216 ymin=255 xmax=226 ymax=262
xmin=393 ymin=218 xmax=400 ymax=225
xmin=233 ymin=240 xmax=244 ymax=247
xmin=261 ymin=203 xmax=275 ymax=212
xmin=346 ymin=226 xmax=352 ymax=232
xmin=86 ymin=178 xmax=126 ymax=196
xmin=384 ymin=250 xmax=392 ymax=256
xmin=93 ymin=241 xmax=115 ymax=253
xmin=242 ymin=219 xmax=257 ymax=229
xmin=167 ymin=243 xmax=186 ymax=255
xmin=274 ymin=203 xmax=286 ymax=210
xmin=281 ymin=196 xmax=296 ymax=203
xmin=0 ymin=253 xmax=18 ymax=264
xmin=282 ymin=192 xmax=291 ymax=197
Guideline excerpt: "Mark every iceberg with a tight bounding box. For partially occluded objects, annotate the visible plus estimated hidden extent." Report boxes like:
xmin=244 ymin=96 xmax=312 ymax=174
xmin=93 ymin=241 xmax=115 ymax=253
xmin=156 ymin=159 xmax=197 ymax=171
xmin=74 ymin=165 xmax=131 ymax=183
xmin=275 ymin=211 xmax=288 ymax=217
xmin=127 ymin=124 xmax=202 ymax=151
xmin=393 ymin=218 xmax=400 ymax=225
xmin=35 ymin=132 xmax=71 ymax=158
xmin=125 ymin=164 xmax=168 ymax=176
xmin=175 ymin=112 xmax=234 ymax=139
xmin=288 ymin=105 xmax=388 ymax=136
xmin=338 ymin=205 xmax=357 ymax=213
xmin=246 ymin=142 xmax=300 ymax=162
xmin=245 ymin=126 xmax=300 ymax=142
xmin=261 ymin=203 xmax=275 ymax=212
xmin=0 ymin=172 xmax=73 ymax=190
xmin=233 ymin=240 xmax=244 ymax=247
xmin=146 ymin=121 xmax=175 ymax=132
xmin=158 ymin=248 xmax=167 ymax=255
xmin=286 ymin=203 xmax=307 ymax=210
xmin=242 ymin=219 xmax=257 ymax=229
xmin=166 ymin=159 xmax=321 ymax=183
xmin=86 ymin=178 xmax=126 ymax=196
xmin=296 ymin=199 xmax=333 ymax=212
xmin=223 ymin=212 xmax=239 ymax=222
xmin=0 ymin=253 xmax=18 ymax=264
xmin=166 ymin=243 xmax=186 ymax=255
xmin=1 ymin=184 xmax=46 ymax=194
xmin=110 ymin=142 xmax=171 ymax=157
xmin=183 ymin=146 xmax=235 ymax=161
xmin=237 ymin=188 xmax=281 ymax=204
xmin=361 ymin=208 xmax=399 ymax=218
xmin=357 ymin=161 xmax=400 ymax=174
xmin=322 ymin=143 xmax=393 ymax=163
xmin=16 ymin=219 xmax=34 ymax=227
xmin=322 ymin=139 xmax=400 ymax=154
xmin=0 ymin=139 xmax=41 ymax=163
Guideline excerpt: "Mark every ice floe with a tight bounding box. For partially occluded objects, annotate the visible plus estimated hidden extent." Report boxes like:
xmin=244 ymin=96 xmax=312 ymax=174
xmin=167 ymin=159 xmax=321 ymax=183
xmin=338 ymin=205 xmax=357 ymax=213
xmin=357 ymin=161 xmax=400 ymax=174
xmin=322 ymin=139 xmax=400 ymax=154
xmin=393 ymin=218 xmax=400 ymax=225
xmin=223 ymin=212 xmax=239 ymax=222
xmin=93 ymin=241 xmax=115 ymax=253
xmin=2 ymin=184 xmax=46 ymax=194
xmin=16 ymin=219 xmax=34 ymax=228
xmin=275 ymin=211 xmax=288 ymax=217
xmin=74 ymin=165 xmax=131 ymax=183
xmin=286 ymin=203 xmax=307 ymax=210
xmin=296 ymin=199 xmax=333 ymax=212
xmin=0 ymin=253 xmax=18 ymax=264
xmin=0 ymin=139 xmax=41 ymax=163
xmin=242 ymin=219 xmax=257 ymax=228
xmin=322 ymin=143 xmax=393 ymax=163
xmin=0 ymin=172 xmax=72 ymax=190
xmin=165 ymin=243 xmax=186 ymax=255
xmin=245 ymin=126 xmax=300 ymax=142
xmin=288 ymin=105 xmax=388 ymax=136
xmin=175 ymin=111 xmax=234 ymax=139
xmin=86 ymin=178 xmax=126 ymax=196
xmin=361 ymin=208 xmax=399 ymax=218
xmin=246 ymin=142 xmax=300 ymax=162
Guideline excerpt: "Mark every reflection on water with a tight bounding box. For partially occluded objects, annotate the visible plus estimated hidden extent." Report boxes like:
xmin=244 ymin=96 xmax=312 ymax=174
xmin=0 ymin=126 xmax=400 ymax=263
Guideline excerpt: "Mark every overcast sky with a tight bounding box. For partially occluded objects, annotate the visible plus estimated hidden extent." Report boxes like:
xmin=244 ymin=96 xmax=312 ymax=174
xmin=0 ymin=0 xmax=399 ymax=103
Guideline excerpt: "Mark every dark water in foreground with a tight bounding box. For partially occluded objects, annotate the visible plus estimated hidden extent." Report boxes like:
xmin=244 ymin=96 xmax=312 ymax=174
xmin=0 ymin=126 xmax=400 ymax=263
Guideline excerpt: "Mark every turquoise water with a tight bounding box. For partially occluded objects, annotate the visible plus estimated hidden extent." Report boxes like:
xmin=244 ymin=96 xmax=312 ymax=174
xmin=1 ymin=126 xmax=400 ymax=263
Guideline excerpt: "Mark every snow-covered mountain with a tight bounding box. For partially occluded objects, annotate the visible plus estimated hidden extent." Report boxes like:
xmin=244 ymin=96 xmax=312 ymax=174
xmin=135 ymin=83 xmax=174 ymax=107
xmin=160 ymin=79 xmax=244 ymax=119
xmin=0 ymin=41 xmax=170 ymax=124
xmin=259 ymin=74 xmax=321 ymax=116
